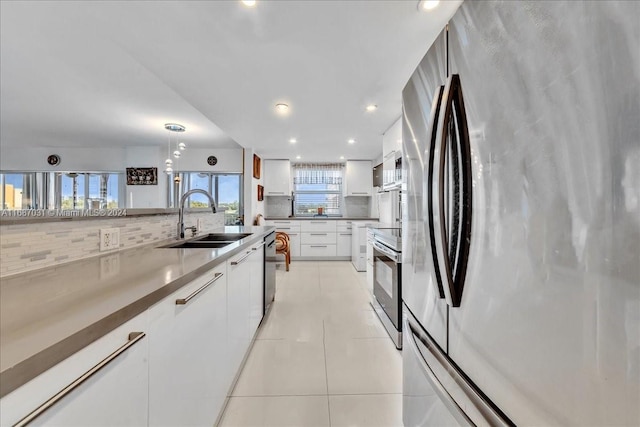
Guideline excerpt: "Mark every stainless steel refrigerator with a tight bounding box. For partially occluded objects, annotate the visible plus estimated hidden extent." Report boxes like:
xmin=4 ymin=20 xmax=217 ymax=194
xmin=402 ymin=1 xmax=640 ymax=425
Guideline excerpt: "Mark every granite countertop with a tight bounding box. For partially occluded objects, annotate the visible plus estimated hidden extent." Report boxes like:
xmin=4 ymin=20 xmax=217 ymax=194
xmin=0 ymin=225 xmax=275 ymax=397
xmin=264 ymin=217 xmax=379 ymax=221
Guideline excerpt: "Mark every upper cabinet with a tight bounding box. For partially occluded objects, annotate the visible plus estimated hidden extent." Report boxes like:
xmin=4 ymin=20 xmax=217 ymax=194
xmin=345 ymin=160 xmax=372 ymax=196
xmin=264 ymin=160 xmax=291 ymax=196
xmin=382 ymin=117 xmax=402 ymax=158
xmin=382 ymin=118 xmax=403 ymax=189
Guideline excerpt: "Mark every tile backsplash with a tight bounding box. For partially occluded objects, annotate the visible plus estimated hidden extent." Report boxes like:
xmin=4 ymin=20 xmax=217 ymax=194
xmin=343 ymin=197 xmax=370 ymax=217
xmin=0 ymin=212 xmax=225 ymax=277
xmin=265 ymin=196 xmax=291 ymax=217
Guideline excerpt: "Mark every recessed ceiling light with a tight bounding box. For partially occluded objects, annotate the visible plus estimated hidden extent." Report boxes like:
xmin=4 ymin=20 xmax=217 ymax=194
xmin=348 ymin=138 xmax=356 ymax=144
xmin=164 ymin=123 xmax=185 ymax=132
xmin=296 ymin=155 xmax=301 ymax=159
xmin=340 ymin=156 xmax=345 ymax=160
xmin=366 ymin=104 xmax=378 ymax=112
xmin=418 ymin=0 xmax=440 ymax=11
xmin=289 ymin=138 xmax=297 ymax=144
xmin=241 ymin=0 xmax=256 ymax=7
xmin=275 ymin=103 xmax=289 ymax=114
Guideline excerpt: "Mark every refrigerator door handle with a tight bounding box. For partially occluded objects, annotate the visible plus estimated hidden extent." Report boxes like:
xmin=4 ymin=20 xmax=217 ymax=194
xmin=404 ymin=314 xmax=514 ymax=427
xmin=432 ymin=74 xmax=473 ymax=308
xmin=426 ymin=85 xmax=447 ymax=299
xmin=404 ymin=315 xmax=473 ymax=426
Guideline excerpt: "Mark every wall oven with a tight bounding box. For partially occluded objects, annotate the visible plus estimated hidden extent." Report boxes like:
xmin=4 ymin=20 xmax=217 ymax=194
xmin=371 ymin=228 xmax=402 ymax=349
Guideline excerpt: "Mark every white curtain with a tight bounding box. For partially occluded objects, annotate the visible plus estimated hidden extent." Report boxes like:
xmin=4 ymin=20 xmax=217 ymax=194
xmin=292 ymin=163 xmax=344 ymax=185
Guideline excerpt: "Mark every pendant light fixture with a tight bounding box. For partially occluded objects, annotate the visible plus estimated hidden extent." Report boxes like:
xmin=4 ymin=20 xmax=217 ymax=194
xmin=164 ymin=123 xmax=186 ymax=174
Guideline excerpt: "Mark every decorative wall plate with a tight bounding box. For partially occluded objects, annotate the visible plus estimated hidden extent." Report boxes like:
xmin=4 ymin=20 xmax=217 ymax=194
xmin=47 ymin=154 xmax=61 ymax=166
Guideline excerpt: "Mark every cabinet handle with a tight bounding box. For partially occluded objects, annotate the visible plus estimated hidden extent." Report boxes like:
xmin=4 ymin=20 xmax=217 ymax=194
xmin=176 ymin=272 xmax=224 ymax=305
xmin=277 ymin=227 xmax=291 ymax=230
xmin=14 ymin=332 xmax=146 ymax=427
xmin=252 ymin=241 xmax=266 ymax=250
xmin=289 ymin=233 xmax=298 ymax=236
xmin=339 ymin=233 xmax=352 ymax=236
xmin=274 ymin=221 xmax=290 ymax=224
xmin=310 ymin=245 xmax=327 ymax=248
xmin=310 ymin=233 xmax=327 ymax=236
xmin=311 ymin=221 xmax=327 ymax=224
xmin=351 ymin=192 xmax=369 ymax=195
xmin=268 ymin=192 xmax=285 ymax=194
xmin=231 ymin=250 xmax=252 ymax=266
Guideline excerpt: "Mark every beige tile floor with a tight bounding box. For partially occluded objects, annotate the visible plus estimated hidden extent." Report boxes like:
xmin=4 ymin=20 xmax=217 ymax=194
xmin=218 ymin=261 xmax=403 ymax=427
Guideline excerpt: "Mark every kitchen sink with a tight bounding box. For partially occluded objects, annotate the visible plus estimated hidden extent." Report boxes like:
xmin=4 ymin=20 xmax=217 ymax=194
xmin=192 ymin=233 xmax=252 ymax=242
xmin=159 ymin=241 xmax=234 ymax=249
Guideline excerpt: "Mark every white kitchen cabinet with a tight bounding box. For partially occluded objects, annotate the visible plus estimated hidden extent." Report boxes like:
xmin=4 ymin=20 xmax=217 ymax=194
xmin=227 ymin=240 xmax=264 ymax=377
xmin=249 ymin=242 xmax=265 ymax=333
xmin=300 ymin=220 xmax=337 ymax=233
xmin=300 ymin=244 xmax=337 ymax=257
xmin=336 ymin=220 xmax=352 ymax=258
xmin=1 ymin=313 xmax=149 ymax=427
xmin=266 ymin=220 xmax=301 ymax=258
xmin=264 ymin=160 xmax=291 ymax=196
xmin=227 ymin=248 xmax=254 ymax=376
xmin=366 ymin=227 xmax=375 ymax=299
xmin=287 ymin=232 xmax=301 ymax=257
xmin=148 ymin=263 xmax=228 ymax=427
xmin=344 ymin=160 xmax=373 ymax=196
xmin=382 ymin=117 xmax=402 ymax=158
xmin=301 ymin=232 xmax=337 ymax=245
xmin=300 ymin=221 xmax=337 ymax=258
xmin=337 ymin=232 xmax=352 ymax=257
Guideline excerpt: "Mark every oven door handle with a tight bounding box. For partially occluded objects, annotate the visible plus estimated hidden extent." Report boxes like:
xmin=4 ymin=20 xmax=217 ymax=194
xmin=372 ymin=241 xmax=399 ymax=262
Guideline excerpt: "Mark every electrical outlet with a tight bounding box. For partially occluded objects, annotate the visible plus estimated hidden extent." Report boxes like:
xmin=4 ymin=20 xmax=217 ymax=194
xmin=100 ymin=228 xmax=120 ymax=252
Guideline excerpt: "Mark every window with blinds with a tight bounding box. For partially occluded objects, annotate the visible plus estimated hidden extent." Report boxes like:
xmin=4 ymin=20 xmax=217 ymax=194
xmin=293 ymin=163 xmax=343 ymax=216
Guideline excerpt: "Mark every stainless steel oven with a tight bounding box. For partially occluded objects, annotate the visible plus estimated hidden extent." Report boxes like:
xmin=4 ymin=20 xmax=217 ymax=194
xmin=371 ymin=228 xmax=402 ymax=349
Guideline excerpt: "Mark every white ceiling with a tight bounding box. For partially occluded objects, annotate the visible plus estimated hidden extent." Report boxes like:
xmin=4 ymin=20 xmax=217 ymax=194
xmin=0 ymin=0 xmax=461 ymax=162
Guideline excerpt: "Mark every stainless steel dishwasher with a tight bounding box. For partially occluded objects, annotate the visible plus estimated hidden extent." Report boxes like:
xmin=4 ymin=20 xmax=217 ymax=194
xmin=263 ymin=231 xmax=276 ymax=315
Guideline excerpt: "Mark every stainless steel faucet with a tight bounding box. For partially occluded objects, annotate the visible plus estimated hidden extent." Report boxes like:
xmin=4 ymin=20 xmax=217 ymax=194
xmin=177 ymin=189 xmax=217 ymax=239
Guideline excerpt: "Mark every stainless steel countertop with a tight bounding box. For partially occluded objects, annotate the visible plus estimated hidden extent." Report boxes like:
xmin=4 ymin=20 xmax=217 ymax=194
xmin=0 ymin=225 xmax=275 ymax=397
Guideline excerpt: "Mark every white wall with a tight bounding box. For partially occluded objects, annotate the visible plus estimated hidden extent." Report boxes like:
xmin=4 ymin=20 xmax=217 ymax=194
xmin=243 ymin=148 xmax=264 ymax=224
xmin=124 ymin=146 xmax=243 ymax=208
xmin=0 ymin=147 xmax=126 ymax=171
xmin=169 ymin=148 xmax=243 ymax=173
xmin=125 ymin=146 xmax=167 ymax=208
xmin=0 ymin=145 xmax=244 ymax=208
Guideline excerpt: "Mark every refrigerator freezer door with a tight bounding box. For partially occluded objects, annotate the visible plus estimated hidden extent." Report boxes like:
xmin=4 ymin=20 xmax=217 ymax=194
xmin=402 ymin=29 xmax=449 ymax=350
xmin=403 ymin=310 xmax=512 ymax=427
xmin=446 ymin=1 xmax=640 ymax=425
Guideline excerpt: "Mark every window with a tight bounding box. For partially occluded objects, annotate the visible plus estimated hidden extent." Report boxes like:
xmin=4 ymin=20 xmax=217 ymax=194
xmin=292 ymin=163 xmax=343 ymax=216
xmin=0 ymin=172 xmax=123 ymax=209
xmin=169 ymin=172 xmax=243 ymax=225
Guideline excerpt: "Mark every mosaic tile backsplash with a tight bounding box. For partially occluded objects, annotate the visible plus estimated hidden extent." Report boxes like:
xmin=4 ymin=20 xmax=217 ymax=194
xmin=0 ymin=212 xmax=225 ymax=277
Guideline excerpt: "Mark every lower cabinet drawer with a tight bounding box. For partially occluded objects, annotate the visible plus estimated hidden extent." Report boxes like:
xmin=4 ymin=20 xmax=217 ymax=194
xmin=301 ymin=244 xmax=337 ymax=257
xmin=301 ymin=232 xmax=336 ymax=244
xmin=287 ymin=233 xmax=301 ymax=257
